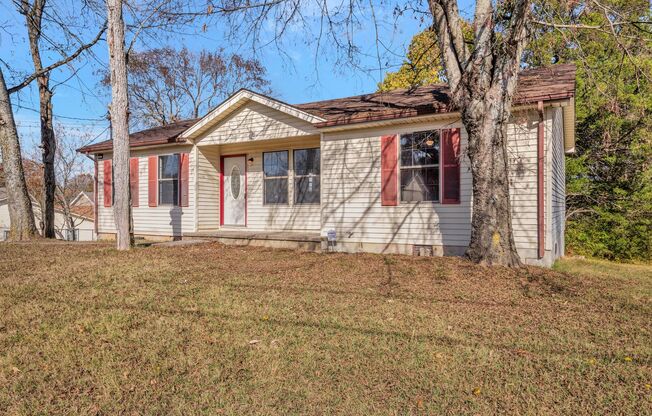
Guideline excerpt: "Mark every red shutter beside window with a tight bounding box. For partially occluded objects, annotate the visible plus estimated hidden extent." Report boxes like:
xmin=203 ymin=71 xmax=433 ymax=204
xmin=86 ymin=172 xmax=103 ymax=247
xmin=441 ymin=128 xmax=461 ymax=204
xmin=381 ymin=134 xmax=399 ymax=206
xmin=179 ymin=153 xmax=190 ymax=207
xmin=130 ymin=157 xmax=139 ymax=207
xmin=148 ymin=156 xmax=158 ymax=207
xmin=103 ymin=160 xmax=112 ymax=207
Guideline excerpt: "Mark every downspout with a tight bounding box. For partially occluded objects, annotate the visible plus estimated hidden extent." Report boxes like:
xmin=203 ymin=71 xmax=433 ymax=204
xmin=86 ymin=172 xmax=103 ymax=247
xmin=537 ymin=101 xmax=545 ymax=259
xmin=83 ymin=152 xmax=99 ymax=239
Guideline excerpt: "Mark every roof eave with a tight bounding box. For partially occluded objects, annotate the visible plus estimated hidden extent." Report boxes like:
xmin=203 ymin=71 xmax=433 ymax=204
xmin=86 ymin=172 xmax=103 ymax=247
xmin=316 ymin=95 xmax=575 ymax=131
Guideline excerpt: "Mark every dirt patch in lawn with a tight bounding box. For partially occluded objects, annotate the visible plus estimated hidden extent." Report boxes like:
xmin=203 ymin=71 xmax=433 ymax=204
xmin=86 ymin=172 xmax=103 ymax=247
xmin=0 ymin=242 xmax=650 ymax=414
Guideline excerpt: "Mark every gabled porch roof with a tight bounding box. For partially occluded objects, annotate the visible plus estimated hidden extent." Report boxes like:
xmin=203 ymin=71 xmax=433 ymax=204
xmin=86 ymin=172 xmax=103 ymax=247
xmin=180 ymin=89 xmax=327 ymax=141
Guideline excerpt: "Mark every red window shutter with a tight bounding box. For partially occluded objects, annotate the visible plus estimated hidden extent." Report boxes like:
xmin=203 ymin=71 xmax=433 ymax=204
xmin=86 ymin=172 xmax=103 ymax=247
xmin=103 ymin=160 xmax=112 ymax=207
xmin=148 ymin=156 xmax=158 ymax=207
xmin=179 ymin=153 xmax=190 ymax=207
xmin=442 ymin=128 xmax=461 ymax=204
xmin=130 ymin=157 xmax=139 ymax=207
xmin=381 ymin=134 xmax=399 ymax=206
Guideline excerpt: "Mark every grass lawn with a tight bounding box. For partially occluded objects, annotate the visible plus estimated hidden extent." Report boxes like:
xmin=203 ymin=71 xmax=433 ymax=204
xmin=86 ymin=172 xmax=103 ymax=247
xmin=0 ymin=242 xmax=650 ymax=415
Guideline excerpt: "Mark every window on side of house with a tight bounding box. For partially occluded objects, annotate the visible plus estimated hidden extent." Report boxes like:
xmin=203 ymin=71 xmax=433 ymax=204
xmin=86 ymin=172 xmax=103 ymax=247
xmin=399 ymin=130 xmax=440 ymax=202
xmin=158 ymin=154 xmax=180 ymax=205
xmin=294 ymin=148 xmax=320 ymax=204
xmin=263 ymin=151 xmax=288 ymax=204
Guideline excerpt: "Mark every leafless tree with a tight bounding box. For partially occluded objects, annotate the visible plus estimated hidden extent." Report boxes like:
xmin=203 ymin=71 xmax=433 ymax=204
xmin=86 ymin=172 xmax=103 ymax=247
xmin=54 ymin=125 xmax=95 ymax=231
xmin=0 ymin=0 xmax=105 ymax=241
xmin=15 ymin=0 xmax=105 ymax=239
xmin=105 ymin=47 xmax=270 ymax=127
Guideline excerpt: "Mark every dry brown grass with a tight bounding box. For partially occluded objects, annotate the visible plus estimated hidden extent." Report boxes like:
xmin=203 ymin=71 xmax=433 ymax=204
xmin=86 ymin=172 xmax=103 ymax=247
xmin=0 ymin=242 xmax=650 ymax=415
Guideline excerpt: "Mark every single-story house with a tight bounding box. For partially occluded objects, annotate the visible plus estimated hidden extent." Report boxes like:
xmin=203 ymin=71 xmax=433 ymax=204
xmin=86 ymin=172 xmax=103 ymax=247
xmin=79 ymin=64 xmax=576 ymax=266
xmin=0 ymin=188 xmax=96 ymax=241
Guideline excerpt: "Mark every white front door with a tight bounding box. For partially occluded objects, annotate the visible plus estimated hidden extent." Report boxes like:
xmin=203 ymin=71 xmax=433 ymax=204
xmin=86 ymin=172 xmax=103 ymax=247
xmin=223 ymin=156 xmax=246 ymax=226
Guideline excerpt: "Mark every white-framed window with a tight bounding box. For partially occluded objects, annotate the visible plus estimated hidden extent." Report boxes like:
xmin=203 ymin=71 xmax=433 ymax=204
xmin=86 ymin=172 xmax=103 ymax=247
xmin=263 ymin=151 xmax=288 ymax=204
xmin=399 ymin=130 xmax=440 ymax=202
xmin=159 ymin=154 xmax=180 ymax=206
xmin=293 ymin=148 xmax=320 ymax=204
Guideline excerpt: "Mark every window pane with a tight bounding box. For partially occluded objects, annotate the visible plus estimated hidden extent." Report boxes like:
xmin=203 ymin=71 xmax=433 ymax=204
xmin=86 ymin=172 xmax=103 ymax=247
xmin=400 ymin=131 xmax=439 ymax=167
xmin=294 ymin=148 xmax=320 ymax=176
xmin=159 ymin=154 xmax=180 ymax=179
xmin=264 ymin=178 xmax=288 ymax=204
xmin=263 ymin=151 xmax=288 ymax=177
xmin=295 ymin=176 xmax=320 ymax=204
xmin=159 ymin=180 xmax=178 ymax=205
xmin=400 ymin=167 xmax=439 ymax=202
xmin=400 ymin=135 xmax=414 ymax=167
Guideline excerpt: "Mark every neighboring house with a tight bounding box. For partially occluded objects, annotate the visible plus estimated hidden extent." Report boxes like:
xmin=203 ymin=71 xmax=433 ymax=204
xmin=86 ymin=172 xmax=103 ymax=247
xmin=70 ymin=191 xmax=94 ymax=208
xmin=78 ymin=64 xmax=576 ymax=266
xmin=0 ymin=187 xmax=95 ymax=241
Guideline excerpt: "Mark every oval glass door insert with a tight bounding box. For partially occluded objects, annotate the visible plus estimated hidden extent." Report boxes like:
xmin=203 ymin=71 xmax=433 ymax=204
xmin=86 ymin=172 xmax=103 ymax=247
xmin=231 ymin=165 xmax=241 ymax=199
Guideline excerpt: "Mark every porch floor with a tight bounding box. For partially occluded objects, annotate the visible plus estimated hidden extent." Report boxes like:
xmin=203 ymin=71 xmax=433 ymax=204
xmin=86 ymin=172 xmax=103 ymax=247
xmin=184 ymin=230 xmax=321 ymax=243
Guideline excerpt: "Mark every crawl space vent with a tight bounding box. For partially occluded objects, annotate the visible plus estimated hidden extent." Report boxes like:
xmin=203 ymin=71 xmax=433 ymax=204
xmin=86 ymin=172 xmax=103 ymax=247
xmin=413 ymin=245 xmax=434 ymax=257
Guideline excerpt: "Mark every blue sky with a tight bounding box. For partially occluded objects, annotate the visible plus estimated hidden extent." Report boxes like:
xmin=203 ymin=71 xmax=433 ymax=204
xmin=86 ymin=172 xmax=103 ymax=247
xmin=0 ymin=0 xmax=476 ymax=155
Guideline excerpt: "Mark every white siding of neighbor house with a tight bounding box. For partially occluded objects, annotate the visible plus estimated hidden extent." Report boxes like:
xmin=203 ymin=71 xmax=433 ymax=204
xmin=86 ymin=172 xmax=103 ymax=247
xmin=1 ymin=201 xmax=94 ymax=241
xmin=97 ymin=144 xmax=195 ymax=237
xmin=320 ymin=110 xmax=559 ymax=263
xmin=196 ymin=100 xmax=318 ymax=146
xmin=550 ymin=107 xmax=566 ymax=258
xmin=32 ymin=204 xmax=95 ymax=241
xmin=0 ymin=202 xmax=9 ymax=239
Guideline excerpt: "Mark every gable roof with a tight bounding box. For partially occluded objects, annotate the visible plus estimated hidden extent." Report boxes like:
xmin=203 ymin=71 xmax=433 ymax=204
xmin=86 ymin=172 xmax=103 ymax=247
xmin=70 ymin=190 xmax=94 ymax=207
xmin=297 ymin=64 xmax=576 ymax=128
xmin=78 ymin=118 xmax=198 ymax=153
xmin=78 ymin=64 xmax=575 ymax=154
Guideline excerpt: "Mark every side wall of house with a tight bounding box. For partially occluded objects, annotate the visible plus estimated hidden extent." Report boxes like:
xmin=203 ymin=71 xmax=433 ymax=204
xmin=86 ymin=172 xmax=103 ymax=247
xmin=549 ymin=107 xmax=566 ymax=259
xmin=96 ymin=144 xmax=195 ymax=238
xmin=321 ymin=112 xmax=553 ymax=262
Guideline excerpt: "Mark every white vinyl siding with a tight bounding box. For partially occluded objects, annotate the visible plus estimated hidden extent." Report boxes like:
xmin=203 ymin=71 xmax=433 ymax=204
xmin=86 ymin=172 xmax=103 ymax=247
xmin=196 ymin=146 xmax=220 ymax=231
xmin=321 ymin=113 xmax=552 ymax=262
xmin=321 ymin=119 xmax=473 ymax=249
xmin=196 ymin=100 xmax=318 ymax=146
xmin=96 ymin=145 xmax=195 ymax=237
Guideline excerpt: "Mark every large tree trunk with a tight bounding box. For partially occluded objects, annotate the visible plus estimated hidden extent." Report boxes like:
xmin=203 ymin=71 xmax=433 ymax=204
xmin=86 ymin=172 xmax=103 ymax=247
xmin=38 ymin=84 xmax=56 ymax=239
xmin=106 ymin=0 xmax=133 ymax=250
xmin=0 ymin=69 xmax=39 ymax=240
xmin=23 ymin=0 xmax=57 ymax=239
xmin=428 ymin=0 xmax=530 ymax=266
xmin=462 ymin=95 xmax=521 ymax=266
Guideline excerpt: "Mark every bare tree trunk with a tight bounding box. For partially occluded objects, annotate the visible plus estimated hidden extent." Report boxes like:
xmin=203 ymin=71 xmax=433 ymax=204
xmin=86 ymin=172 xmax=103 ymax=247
xmin=428 ymin=0 xmax=530 ymax=266
xmin=106 ymin=0 xmax=133 ymax=250
xmin=462 ymin=94 xmax=521 ymax=266
xmin=0 ymin=69 xmax=39 ymax=240
xmin=23 ymin=0 xmax=56 ymax=238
